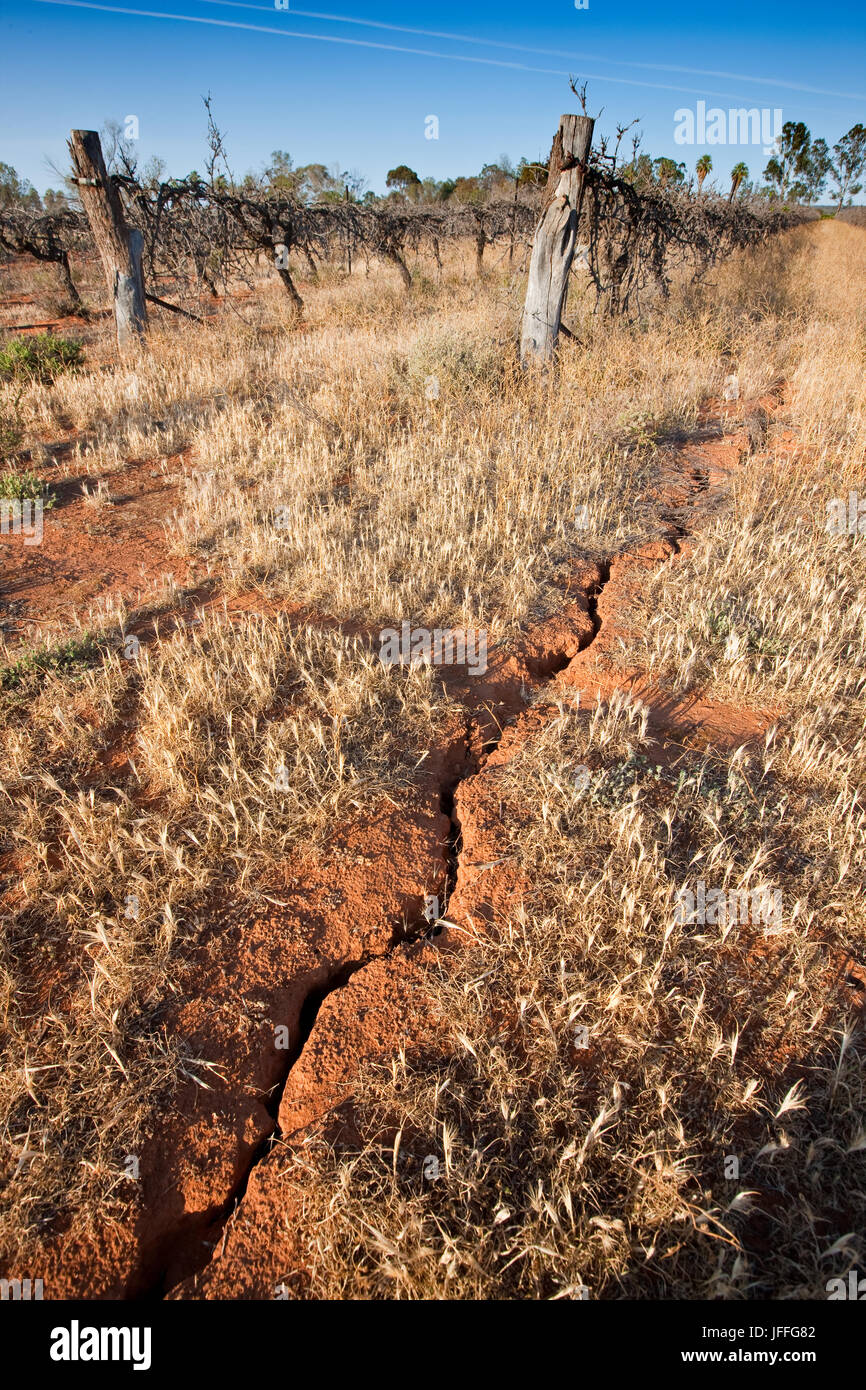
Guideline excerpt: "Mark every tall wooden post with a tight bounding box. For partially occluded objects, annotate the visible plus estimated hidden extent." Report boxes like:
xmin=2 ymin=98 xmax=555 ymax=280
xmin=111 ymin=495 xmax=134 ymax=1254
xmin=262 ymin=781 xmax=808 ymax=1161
xmin=520 ymin=113 xmax=594 ymax=367
xmin=344 ymin=183 xmax=352 ymax=277
xmin=68 ymin=129 xmax=148 ymax=350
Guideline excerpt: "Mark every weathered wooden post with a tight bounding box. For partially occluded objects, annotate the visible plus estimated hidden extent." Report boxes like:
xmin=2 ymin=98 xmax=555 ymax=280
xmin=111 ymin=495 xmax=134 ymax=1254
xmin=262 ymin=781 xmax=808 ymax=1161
xmin=519 ymin=113 xmax=594 ymax=367
xmin=344 ymin=183 xmax=352 ymax=277
xmin=68 ymin=129 xmax=148 ymax=350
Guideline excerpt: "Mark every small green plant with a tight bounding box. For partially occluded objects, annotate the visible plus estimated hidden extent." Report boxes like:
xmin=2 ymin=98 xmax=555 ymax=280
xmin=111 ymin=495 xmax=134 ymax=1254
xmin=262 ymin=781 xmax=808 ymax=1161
xmin=393 ymin=327 xmax=505 ymax=405
xmin=0 ymin=633 xmax=102 ymax=690
xmin=703 ymin=600 xmax=781 ymax=663
xmin=557 ymin=749 xmax=766 ymax=832
xmin=0 ymin=467 xmax=54 ymax=505
xmin=0 ymin=333 xmax=83 ymax=385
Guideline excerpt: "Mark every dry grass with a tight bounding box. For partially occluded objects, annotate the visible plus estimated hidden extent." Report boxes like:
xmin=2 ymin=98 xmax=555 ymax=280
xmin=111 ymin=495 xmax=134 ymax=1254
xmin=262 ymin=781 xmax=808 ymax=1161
xmin=287 ymin=686 xmax=864 ymax=1298
xmin=12 ymin=245 xmax=751 ymax=636
xmin=237 ymin=222 xmax=866 ymax=1301
xmin=1 ymin=219 xmax=865 ymax=1294
xmin=0 ymin=615 xmax=453 ymax=1255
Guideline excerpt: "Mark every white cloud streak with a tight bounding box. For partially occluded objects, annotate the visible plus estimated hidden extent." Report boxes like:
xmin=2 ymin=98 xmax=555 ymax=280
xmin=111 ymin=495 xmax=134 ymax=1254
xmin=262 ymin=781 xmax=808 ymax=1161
xmin=197 ymin=0 xmax=866 ymax=101
xmin=29 ymin=0 xmax=864 ymax=104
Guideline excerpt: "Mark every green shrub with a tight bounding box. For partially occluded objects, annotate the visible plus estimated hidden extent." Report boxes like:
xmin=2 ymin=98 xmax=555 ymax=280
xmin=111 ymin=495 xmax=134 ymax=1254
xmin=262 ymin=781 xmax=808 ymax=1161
xmin=0 ymin=634 xmax=101 ymax=690
xmin=0 ymin=333 xmax=83 ymax=384
xmin=0 ymin=468 xmax=54 ymax=505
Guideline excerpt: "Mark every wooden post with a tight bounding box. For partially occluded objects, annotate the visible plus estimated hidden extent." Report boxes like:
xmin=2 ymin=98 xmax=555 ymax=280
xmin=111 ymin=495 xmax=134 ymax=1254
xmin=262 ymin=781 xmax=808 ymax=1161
xmin=474 ymin=216 xmax=487 ymax=278
xmin=344 ymin=183 xmax=352 ymax=277
xmin=68 ymin=129 xmax=148 ymax=350
xmin=519 ymin=113 xmax=594 ymax=367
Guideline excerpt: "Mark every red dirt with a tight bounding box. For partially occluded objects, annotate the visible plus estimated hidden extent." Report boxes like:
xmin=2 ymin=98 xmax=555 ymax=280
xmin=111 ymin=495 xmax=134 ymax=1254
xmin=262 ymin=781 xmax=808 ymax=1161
xmin=21 ymin=723 xmax=465 ymax=1298
xmin=0 ymin=451 xmax=199 ymax=645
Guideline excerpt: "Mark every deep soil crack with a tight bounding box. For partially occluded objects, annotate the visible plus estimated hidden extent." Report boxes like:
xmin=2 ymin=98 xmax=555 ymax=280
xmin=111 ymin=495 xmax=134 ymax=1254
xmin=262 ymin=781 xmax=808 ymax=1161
xmin=586 ymin=559 xmax=612 ymax=642
xmin=139 ymin=402 xmax=750 ymax=1300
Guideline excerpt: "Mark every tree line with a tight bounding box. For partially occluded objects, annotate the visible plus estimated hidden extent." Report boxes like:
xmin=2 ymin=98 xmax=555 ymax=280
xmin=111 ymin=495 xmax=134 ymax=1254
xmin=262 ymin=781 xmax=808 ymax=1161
xmin=0 ymin=103 xmax=836 ymax=331
xmin=624 ymin=121 xmax=865 ymax=208
xmin=3 ymin=110 xmax=863 ymax=221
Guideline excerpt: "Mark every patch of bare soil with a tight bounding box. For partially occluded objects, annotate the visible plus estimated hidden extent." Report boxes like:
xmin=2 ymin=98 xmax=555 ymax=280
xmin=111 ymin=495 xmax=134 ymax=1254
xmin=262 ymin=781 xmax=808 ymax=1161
xmin=0 ymin=451 xmax=200 ymax=645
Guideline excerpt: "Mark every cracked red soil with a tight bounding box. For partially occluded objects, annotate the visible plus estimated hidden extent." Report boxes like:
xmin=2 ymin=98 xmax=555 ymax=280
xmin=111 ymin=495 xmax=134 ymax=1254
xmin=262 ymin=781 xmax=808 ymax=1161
xmin=5 ymin=391 xmax=792 ymax=1299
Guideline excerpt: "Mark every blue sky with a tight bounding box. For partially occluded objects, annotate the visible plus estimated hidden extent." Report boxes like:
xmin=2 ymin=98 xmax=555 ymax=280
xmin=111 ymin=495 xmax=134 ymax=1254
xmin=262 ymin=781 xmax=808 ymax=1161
xmin=2 ymin=0 xmax=864 ymax=195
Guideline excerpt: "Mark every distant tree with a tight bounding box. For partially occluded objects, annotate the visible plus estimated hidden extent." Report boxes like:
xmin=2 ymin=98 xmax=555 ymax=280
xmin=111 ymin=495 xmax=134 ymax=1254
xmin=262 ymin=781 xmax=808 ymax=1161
xmin=100 ymin=117 xmax=137 ymax=177
xmin=437 ymin=178 xmax=456 ymax=201
xmin=42 ymin=187 xmax=69 ymax=212
xmin=621 ymin=152 xmax=654 ymax=188
xmin=413 ymin=176 xmax=448 ymax=204
xmin=728 ymin=161 xmax=749 ymax=201
xmin=343 ymin=168 xmax=368 ymax=202
xmin=517 ymin=157 xmax=548 ymax=187
xmin=653 ymin=157 xmax=686 ymax=186
xmin=0 ymin=162 xmax=42 ymax=210
xmin=477 ymin=161 xmax=513 ymax=197
xmin=801 ymin=137 xmax=831 ymax=203
xmin=763 ymin=121 xmax=813 ymax=201
xmin=264 ymin=149 xmax=297 ymax=193
xmin=828 ymin=124 xmax=866 ymax=209
xmin=141 ymin=155 xmax=166 ymax=191
xmin=292 ymin=163 xmax=344 ymax=203
xmin=695 ymin=153 xmax=712 ymax=192
xmin=452 ymin=175 xmax=485 ymax=204
xmin=385 ymin=165 xmax=421 ymax=198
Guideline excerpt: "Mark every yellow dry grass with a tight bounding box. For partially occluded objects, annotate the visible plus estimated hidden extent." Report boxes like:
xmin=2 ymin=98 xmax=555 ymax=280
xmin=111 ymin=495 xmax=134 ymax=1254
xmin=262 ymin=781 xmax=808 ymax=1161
xmin=1 ymin=219 xmax=864 ymax=1295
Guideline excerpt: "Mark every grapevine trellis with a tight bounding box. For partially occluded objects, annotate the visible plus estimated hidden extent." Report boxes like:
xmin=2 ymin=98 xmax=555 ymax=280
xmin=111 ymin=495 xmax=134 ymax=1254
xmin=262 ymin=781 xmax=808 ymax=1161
xmin=0 ymin=207 xmax=89 ymax=312
xmin=580 ymin=165 xmax=801 ymax=319
xmin=0 ymin=120 xmax=808 ymax=352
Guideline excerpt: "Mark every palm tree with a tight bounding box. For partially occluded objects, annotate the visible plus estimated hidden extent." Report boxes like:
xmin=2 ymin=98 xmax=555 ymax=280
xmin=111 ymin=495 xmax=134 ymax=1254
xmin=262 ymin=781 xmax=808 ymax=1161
xmin=729 ymin=162 xmax=749 ymax=201
xmin=696 ymin=154 xmax=712 ymax=192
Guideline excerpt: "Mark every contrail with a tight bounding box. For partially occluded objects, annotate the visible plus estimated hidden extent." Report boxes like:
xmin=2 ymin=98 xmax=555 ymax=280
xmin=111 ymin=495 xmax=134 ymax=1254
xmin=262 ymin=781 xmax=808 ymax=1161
xmin=194 ymin=0 xmax=866 ymax=102
xmin=29 ymin=0 xmax=855 ymax=105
